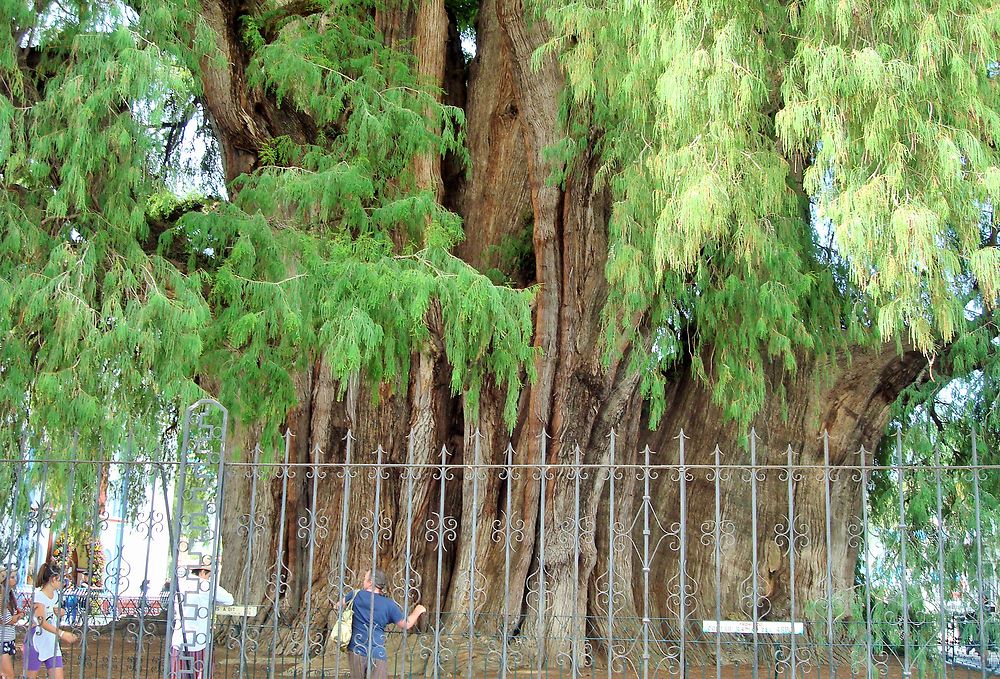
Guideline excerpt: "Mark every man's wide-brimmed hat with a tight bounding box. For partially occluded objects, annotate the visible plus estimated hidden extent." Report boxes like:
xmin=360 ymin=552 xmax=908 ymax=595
xmin=178 ymin=554 xmax=214 ymax=572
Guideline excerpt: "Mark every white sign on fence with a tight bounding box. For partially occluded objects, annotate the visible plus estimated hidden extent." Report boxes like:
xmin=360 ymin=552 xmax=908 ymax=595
xmin=701 ymin=620 xmax=804 ymax=635
xmin=216 ymin=605 xmax=258 ymax=617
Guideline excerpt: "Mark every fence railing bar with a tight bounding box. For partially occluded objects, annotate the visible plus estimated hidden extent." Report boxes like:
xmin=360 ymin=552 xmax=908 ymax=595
xmin=572 ymin=442 xmax=583 ymax=679
xmin=204 ymin=400 xmax=230 ymax=679
xmin=6 ymin=420 xmax=999 ymax=679
xmin=750 ymin=428 xmax=760 ymax=679
xmin=213 ymin=459 xmax=1000 ymax=472
xmin=132 ymin=443 xmax=160 ymax=679
xmin=641 ymin=442 xmax=651 ymax=679
xmin=934 ymin=443 xmax=949 ymax=679
xmin=55 ymin=448 xmax=78 ymax=648
xmin=105 ymin=452 xmax=131 ymax=679
xmin=1 ymin=432 xmax=28 ymax=679
xmin=465 ymin=430 xmax=481 ymax=679
xmin=972 ymin=427 xmax=989 ymax=679
xmin=894 ymin=429 xmax=913 ymax=678
xmin=236 ymin=443 xmax=261 ymax=679
xmin=332 ymin=430 xmax=352 ymax=679
xmin=822 ymin=431 xmax=836 ymax=679
xmin=500 ymin=442 xmax=515 ymax=679
xmin=77 ymin=455 xmax=102 ymax=679
xmin=58 ymin=443 xmax=80 ymax=583
xmin=432 ymin=443 xmax=448 ymax=679
xmin=713 ymin=443 xmax=723 ymax=679
xmin=162 ymin=410 xmax=191 ymax=679
xmin=400 ymin=431 xmax=415 ymax=679
xmin=299 ymin=443 xmax=321 ymax=676
xmin=363 ymin=444 xmax=387 ymax=668
xmin=785 ymin=443 xmax=798 ymax=679
xmin=536 ymin=429 xmax=548 ymax=679
xmin=14 ymin=457 xmax=1000 ymax=473
xmin=679 ymin=431 xmax=689 ymax=679
xmin=25 ymin=458 xmax=50 ymax=679
xmin=267 ymin=429 xmax=292 ymax=679
xmin=606 ymin=428 xmax=617 ymax=679
xmin=859 ymin=445 xmax=876 ymax=679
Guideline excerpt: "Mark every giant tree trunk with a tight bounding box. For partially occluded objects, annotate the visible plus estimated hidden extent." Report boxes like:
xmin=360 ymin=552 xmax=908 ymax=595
xmin=201 ymin=0 xmax=933 ymax=671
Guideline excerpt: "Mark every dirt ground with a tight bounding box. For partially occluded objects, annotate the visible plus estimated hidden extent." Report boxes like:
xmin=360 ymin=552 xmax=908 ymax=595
xmin=10 ymin=634 xmax=992 ymax=678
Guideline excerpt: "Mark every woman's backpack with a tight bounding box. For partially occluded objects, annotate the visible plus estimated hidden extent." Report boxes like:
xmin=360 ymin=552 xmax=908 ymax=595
xmin=334 ymin=594 xmax=356 ymax=651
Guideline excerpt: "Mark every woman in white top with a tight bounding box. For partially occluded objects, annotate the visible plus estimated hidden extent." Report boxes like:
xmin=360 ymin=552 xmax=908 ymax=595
xmin=0 ymin=569 xmax=25 ymax=679
xmin=23 ymin=563 xmax=77 ymax=679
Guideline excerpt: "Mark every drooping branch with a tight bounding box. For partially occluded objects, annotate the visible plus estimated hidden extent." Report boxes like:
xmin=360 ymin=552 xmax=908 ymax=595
xmin=256 ymin=0 xmax=326 ymax=42
xmin=144 ymin=196 xmax=219 ymax=269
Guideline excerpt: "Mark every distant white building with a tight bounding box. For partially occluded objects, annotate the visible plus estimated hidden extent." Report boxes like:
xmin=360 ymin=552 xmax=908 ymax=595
xmin=8 ymin=473 xmax=175 ymax=597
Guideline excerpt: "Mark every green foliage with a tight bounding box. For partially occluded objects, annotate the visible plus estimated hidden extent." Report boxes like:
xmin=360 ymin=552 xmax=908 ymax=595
xmin=445 ymin=0 xmax=479 ymax=33
xmin=484 ymin=220 xmax=534 ymax=285
xmin=797 ymin=422 xmax=1000 ymax=672
xmin=536 ymin=0 xmax=1000 ymax=429
xmin=2 ymin=0 xmax=998 ymax=493
xmin=533 ymin=2 xmax=1000 ymax=637
xmin=0 ymin=0 xmax=535 ymax=471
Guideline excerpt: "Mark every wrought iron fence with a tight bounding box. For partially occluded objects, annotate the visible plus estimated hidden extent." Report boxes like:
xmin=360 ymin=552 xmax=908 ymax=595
xmin=0 ymin=400 xmax=997 ymax=679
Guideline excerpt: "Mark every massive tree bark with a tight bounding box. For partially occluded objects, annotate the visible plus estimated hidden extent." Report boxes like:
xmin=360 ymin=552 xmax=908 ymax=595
xmin=204 ymin=0 xmax=933 ymax=669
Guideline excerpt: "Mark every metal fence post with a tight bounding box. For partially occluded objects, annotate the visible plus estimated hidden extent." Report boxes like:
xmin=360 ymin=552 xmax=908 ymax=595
xmin=971 ymin=428 xmax=988 ymax=679
xmin=9 ymin=410 xmax=1000 ymax=679
xmin=606 ymin=429 xmax=617 ymax=679
xmin=894 ymin=429 xmax=912 ymax=679
xmin=536 ymin=429 xmax=548 ymax=678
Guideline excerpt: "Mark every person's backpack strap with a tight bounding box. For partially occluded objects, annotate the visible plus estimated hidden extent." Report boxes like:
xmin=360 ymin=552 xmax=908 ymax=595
xmin=336 ymin=591 xmax=357 ymax=651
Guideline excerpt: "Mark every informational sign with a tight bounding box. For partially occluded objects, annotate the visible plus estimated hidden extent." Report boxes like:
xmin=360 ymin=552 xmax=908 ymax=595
xmin=701 ymin=620 xmax=804 ymax=635
xmin=216 ymin=605 xmax=258 ymax=617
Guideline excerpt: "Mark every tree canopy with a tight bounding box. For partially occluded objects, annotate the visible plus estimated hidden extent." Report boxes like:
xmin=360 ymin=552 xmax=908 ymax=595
xmin=539 ymin=0 xmax=999 ymax=427
xmin=0 ymin=0 xmax=998 ymax=455
xmin=0 ymin=0 xmax=536 ymax=456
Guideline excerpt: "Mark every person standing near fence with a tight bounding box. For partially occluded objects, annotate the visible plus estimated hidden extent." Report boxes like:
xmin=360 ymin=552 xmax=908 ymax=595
xmin=342 ymin=569 xmax=426 ymax=679
xmin=62 ymin=585 xmax=77 ymax=626
xmin=138 ymin=579 xmax=150 ymax=616
xmin=169 ymin=556 xmax=234 ymax=679
xmin=160 ymin=580 xmax=170 ymax=617
xmin=0 ymin=569 xmax=25 ymax=679
xmin=23 ymin=563 xmax=78 ymax=679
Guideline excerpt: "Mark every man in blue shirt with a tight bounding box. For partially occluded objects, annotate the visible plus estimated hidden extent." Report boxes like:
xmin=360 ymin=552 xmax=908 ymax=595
xmin=343 ymin=569 xmax=426 ymax=679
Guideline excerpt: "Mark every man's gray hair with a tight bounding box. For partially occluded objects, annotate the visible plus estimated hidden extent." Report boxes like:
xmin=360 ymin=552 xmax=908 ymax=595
xmin=369 ymin=568 xmax=388 ymax=591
